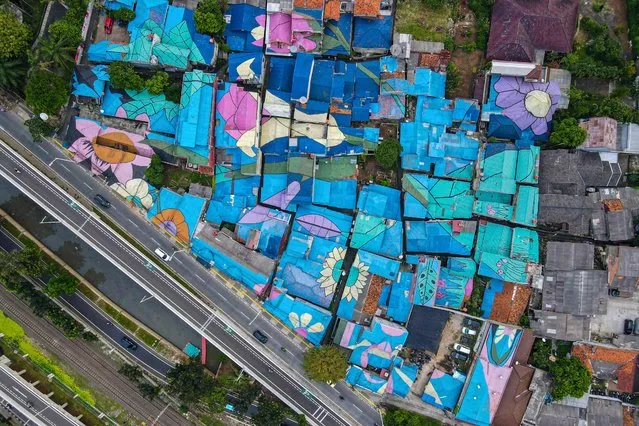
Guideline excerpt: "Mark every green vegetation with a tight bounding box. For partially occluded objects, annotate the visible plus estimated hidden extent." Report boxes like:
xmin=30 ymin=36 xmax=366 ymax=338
xmin=252 ymin=395 xmax=286 ymax=426
xmin=146 ymin=71 xmax=170 ymax=95
xmin=556 ymin=88 xmax=639 ymax=124
xmin=138 ymin=382 xmax=161 ymax=401
xmin=0 ymin=10 xmax=31 ymax=60
xmin=562 ymin=17 xmax=630 ymax=80
xmin=445 ymin=62 xmax=460 ymax=98
xmin=529 ymin=338 xmax=552 ymax=370
xmin=118 ymin=363 xmax=144 ymax=382
xmin=25 ymin=69 xmax=69 ymax=115
xmin=164 ymin=82 xmax=182 ymax=103
xmin=77 ymin=283 xmax=100 ymax=302
xmin=194 ymin=0 xmax=226 ymax=36
xmin=468 ymin=0 xmax=493 ymax=50
xmin=48 ymin=20 xmax=84 ymax=49
xmin=145 ymin=154 xmax=165 ymax=187
xmin=166 ymin=167 xmax=213 ymax=189
xmin=108 ymin=61 xmax=145 ymax=92
xmin=135 ymin=327 xmax=159 ymax=347
xmin=302 ymin=345 xmax=348 ymax=384
xmin=384 ymin=407 xmax=442 ymax=426
xmin=109 ymin=8 xmax=136 ymax=23
xmin=395 ymin=0 xmax=451 ymax=42
xmin=629 ymin=0 xmax=639 ymax=58
xmin=115 ymin=312 xmax=137 ymax=332
xmin=0 ymin=59 xmax=27 ymax=91
xmin=465 ymin=277 xmax=486 ymax=317
xmin=166 ymin=359 xmax=216 ymax=404
xmin=549 ymin=356 xmax=591 ymax=400
xmin=549 ymin=118 xmax=587 ymax=148
xmin=375 ymin=138 xmax=403 ymax=169
xmin=44 ymin=272 xmax=79 ymax=298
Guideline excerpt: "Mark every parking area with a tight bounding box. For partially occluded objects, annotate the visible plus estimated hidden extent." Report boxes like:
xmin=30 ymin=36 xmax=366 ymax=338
xmin=591 ymin=292 xmax=639 ymax=341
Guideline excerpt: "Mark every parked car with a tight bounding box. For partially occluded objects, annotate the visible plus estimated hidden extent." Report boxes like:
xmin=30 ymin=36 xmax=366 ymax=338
xmin=253 ymin=330 xmax=268 ymax=343
xmin=453 ymin=343 xmax=471 ymax=354
xmin=634 ymin=318 xmax=639 ymax=335
xmin=609 ymin=288 xmax=621 ymax=297
xmin=94 ymin=194 xmax=111 ymax=208
xmin=104 ymin=17 xmax=114 ymax=34
xmin=450 ymin=351 xmax=468 ymax=362
xmin=120 ymin=335 xmax=138 ymax=350
xmin=459 ymin=335 xmax=474 ymax=346
xmin=154 ymin=248 xmax=169 ymax=261
xmin=461 ymin=327 xmax=477 ymax=336
xmin=463 ymin=317 xmax=481 ymax=329
xmin=624 ymin=319 xmax=634 ymax=335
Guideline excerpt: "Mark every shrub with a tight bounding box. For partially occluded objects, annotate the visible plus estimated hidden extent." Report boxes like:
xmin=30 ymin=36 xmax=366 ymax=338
xmin=108 ymin=61 xmax=144 ymax=92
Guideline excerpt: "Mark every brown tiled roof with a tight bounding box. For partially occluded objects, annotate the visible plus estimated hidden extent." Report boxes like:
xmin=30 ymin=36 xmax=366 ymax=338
xmin=572 ymin=344 xmax=639 ymax=393
xmin=604 ymin=199 xmax=624 ymax=212
xmin=294 ymin=0 xmax=325 ymax=9
xmin=353 ymin=0 xmax=380 ymax=17
xmin=493 ymin=364 xmax=535 ymax=426
xmin=418 ymin=51 xmax=451 ymax=71
xmin=324 ymin=0 xmax=340 ymax=21
xmin=489 ymin=282 xmax=531 ymax=325
xmin=486 ymin=0 xmax=579 ymax=62
xmin=623 ymin=407 xmax=636 ymax=426
xmin=514 ymin=329 xmax=535 ymax=364
xmin=362 ymin=275 xmax=385 ymax=315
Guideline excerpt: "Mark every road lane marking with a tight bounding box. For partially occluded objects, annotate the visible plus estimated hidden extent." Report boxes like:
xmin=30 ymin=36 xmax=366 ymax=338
xmin=150 ymin=238 xmax=160 ymax=245
xmin=58 ymin=163 xmax=70 ymax=172
xmin=83 ymin=183 xmax=92 ymax=190
xmin=249 ymin=311 xmax=260 ymax=325
xmin=128 ymin=219 xmax=139 ymax=228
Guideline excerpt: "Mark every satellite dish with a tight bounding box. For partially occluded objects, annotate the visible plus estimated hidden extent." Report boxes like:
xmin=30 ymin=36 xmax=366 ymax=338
xmin=39 ymin=113 xmax=49 ymax=121
xmin=390 ymin=44 xmax=403 ymax=57
xmin=289 ymin=45 xmax=298 ymax=53
xmin=299 ymin=96 xmax=308 ymax=104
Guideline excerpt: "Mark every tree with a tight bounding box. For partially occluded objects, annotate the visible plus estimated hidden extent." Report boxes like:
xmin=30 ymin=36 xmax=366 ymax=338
xmin=164 ymin=83 xmax=181 ymax=103
xmin=0 ymin=11 xmax=30 ymax=60
xmin=118 ymin=363 xmax=144 ymax=382
xmin=549 ymin=356 xmax=591 ymax=400
xmin=166 ymin=360 xmax=215 ymax=404
xmin=37 ymin=36 xmax=76 ymax=72
xmin=0 ymin=251 xmax=22 ymax=287
xmin=144 ymin=154 xmax=164 ymax=187
xmin=252 ymin=395 xmax=285 ymax=426
xmin=108 ymin=61 xmax=145 ymax=92
xmin=549 ymin=118 xmax=587 ymax=148
xmin=384 ymin=407 xmax=441 ymax=426
xmin=375 ymin=138 xmax=403 ymax=170
xmin=234 ymin=383 xmax=261 ymax=415
xmin=81 ymin=331 xmax=98 ymax=342
xmin=0 ymin=59 xmax=26 ymax=91
xmin=24 ymin=117 xmax=55 ymax=142
xmin=529 ymin=339 xmax=552 ymax=370
xmin=48 ymin=20 xmax=83 ymax=48
xmin=44 ymin=273 xmax=79 ymax=297
xmin=28 ymin=291 xmax=53 ymax=317
xmin=194 ymin=0 xmax=226 ymax=36
xmin=145 ymin=71 xmax=169 ymax=95
xmin=138 ymin=382 xmax=161 ymax=401
xmin=26 ymin=70 xmax=69 ymax=115
xmin=203 ymin=385 xmax=227 ymax=413
xmin=303 ymin=345 xmax=348 ymax=384
xmin=110 ymin=8 xmax=136 ymax=23
xmin=16 ymin=242 xmax=46 ymax=276
xmin=47 ymin=307 xmax=84 ymax=338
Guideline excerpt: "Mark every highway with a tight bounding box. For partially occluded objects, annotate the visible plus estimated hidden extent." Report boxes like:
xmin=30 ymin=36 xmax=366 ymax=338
xmin=0 ymin=115 xmax=381 ymax=425
xmin=0 ymin=362 xmax=83 ymax=426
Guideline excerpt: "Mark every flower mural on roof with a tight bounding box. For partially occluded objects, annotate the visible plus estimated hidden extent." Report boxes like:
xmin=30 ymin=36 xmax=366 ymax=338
xmin=494 ymin=76 xmax=560 ymax=135
xmin=252 ymin=15 xmax=266 ymax=47
xmin=150 ymin=208 xmax=190 ymax=244
xmin=267 ymin=12 xmax=318 ymax=54
xmin=288 ymin=312 xmax=325 ymax=338
xmin=341 ymin=253 xmax=369 ymax=302
xmin=318 ymin=246 xmax=346 ymax=296
xmin=110 ymin=178 xmax=156 ymax=209
xmin=216 ymin=84 xmax=259 ymax=157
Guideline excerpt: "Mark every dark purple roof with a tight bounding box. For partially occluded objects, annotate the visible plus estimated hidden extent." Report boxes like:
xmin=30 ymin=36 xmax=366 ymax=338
xmin=486 ymin=0 xmax=579 ymax=62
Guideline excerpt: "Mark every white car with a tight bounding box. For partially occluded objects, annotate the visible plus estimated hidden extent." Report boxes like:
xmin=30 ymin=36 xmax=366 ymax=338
xmin=154 ymin=248 xmax=169 ymax=260
xmin=453 ymin=343 xmax=471 ymax=355
xmin=461 ymin=327 xmax=477 ymax=336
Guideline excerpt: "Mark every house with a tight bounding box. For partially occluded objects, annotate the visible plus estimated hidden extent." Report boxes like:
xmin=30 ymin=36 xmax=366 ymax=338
xmin=579 ymin=117 xmax=619 ymax=152
xmin=545 ymin=242 xmax=594 ymax=271
xmin=486 ymin=0 xmax=579 ymax=63
xmin=607 ymin=246 xmax=639 ymax=295
xmin=530 ymin=310 xmax=590 ymax=341
xmin=573 ymin=343 xmax=639 ymax=394
xmin=587 ymin=398 xmax=624 ymax=426
xmin=541 ymin=270 xmax=607 ymax=315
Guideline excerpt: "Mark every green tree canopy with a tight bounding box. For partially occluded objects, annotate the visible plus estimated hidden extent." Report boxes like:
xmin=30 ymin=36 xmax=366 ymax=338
xmin=234 ymin=383 xmax=261 ymax=415
xmin=24 ymin=118 xmax=55 ymax=142
xmin=384 ymin=407 xmax=441 ymax=426
xmin=166 ymin=360 xmax=215 ymax=404
xmin=119 ymin=363 xmax=144 ymax=382
xmin=144 ymin=154 xmax=164 ymax=187
xmin=302 ymin=345 xmax=348 ymax=384
xmin=549 ymin=118 xmax=587 ymax=148
xmin=375 ymin=138 xmax=403 ymax=170
xmin=110 ymin=8 xmax=136 ymax=23
xmin=26 ymin=70 xmax=69 ymax=115
xmin=145 ymin=71 xmax=169 ymax=95
xmin=48 ymin=20 xmax=83 ymax=49
xmin=0 ymin=59 xmax=26 ymax=91
xmin=194 ymin=0 xmax=226 ymax=35
xmin=108 ymin=61 xmax=145 ymax=92
xmin=203 ymin=386 xmax=227 ymax=413
xmin=16 ymin=242 xmax=47 ymax=276
xmin=549 ymin=356 xmax=591 ymax=400
xmin=0 ymin=11 xmax=30 ymax=60
xmin=44 ymin=273 xmax=79 ymax=297
xmin=252 ymin=395 xmax=285 ymax=426
xmin=138 ymin=382 xmax=161 ymax=401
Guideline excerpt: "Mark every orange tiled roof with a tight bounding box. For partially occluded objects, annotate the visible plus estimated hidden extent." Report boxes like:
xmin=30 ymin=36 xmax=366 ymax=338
xmin=488 ymin=282 xmax=531 ymax=324
xmin=623 ymin=407 xmax=635 ymax=426
xmin=572 ymin=344 xmax=639 ymax=393
xmin=324 ymin=0 xmax=340 ymax=21
xmin=354 ymin=0 xmax=380 ymax=17
xmin=603 ymin=199 xmax=624 ymax=212
xmin=418 ymin=50 xmax=451 ymax=70
xmin=295 ymin=0 xmax=325 ymax=9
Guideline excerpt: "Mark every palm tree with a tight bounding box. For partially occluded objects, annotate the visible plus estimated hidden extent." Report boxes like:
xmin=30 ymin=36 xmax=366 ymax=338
xmin=0 ymin=59 xmax=26 ymax=91
xmin=36 ymin=37 xmax=76 ymax=73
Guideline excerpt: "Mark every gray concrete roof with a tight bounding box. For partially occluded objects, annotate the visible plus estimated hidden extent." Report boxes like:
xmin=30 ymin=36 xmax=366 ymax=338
xmin=545 ymin=242 xmax=594 ymax=271
xmin=531 ymin=310 xmax=590 ymax=341
xmin=542 ymin=270 xmax=608 ymax=316
xmin=587 ymin=398 xmax=623 ymax=426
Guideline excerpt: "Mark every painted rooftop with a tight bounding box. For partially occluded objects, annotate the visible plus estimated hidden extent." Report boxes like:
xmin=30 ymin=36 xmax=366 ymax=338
xmin=147 ymin=188 xmax=206 ymax=244
xmin=422 ymin=369 xmax=466 ymax=410
xmin=405 ymin=220 xmax=477 ymax=255
xmin=72 ymin=65 xmax=110 ymax=99
xmin=338 ymin=317 xmax=408 ymax=370
xmin=224 ymin=4 xmax=266 ymax=53
xmin=403 ymin=174 xmax=474 ymax=219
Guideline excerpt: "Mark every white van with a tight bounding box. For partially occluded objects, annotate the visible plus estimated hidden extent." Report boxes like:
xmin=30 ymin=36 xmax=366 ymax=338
xmin=461 ymin=327 xmax=477 ymax=336
xmin=453 ymin=343 xmax=471 ymax=354
xmin=154 ymin=248 xmax=169 ymax=260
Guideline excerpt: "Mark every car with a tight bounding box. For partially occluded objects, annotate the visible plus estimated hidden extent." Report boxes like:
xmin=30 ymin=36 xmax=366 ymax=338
xmin=94 ymin=194 xmax=111 ymax=208
xmin=634 ymin=318 xmax=639 ymax=335
xmin=26 ymin=401 xmax=33 ymax=409
xmin=624 ymin=319 xmax=634 ymax=335
xmin=253 ymin=330 xmax=268 ymax=343
xmin=461 ymin=327 xmax=477 ymax=336
xmin=104 ymin=17 xmax=114 ymax=34
xmin=453 ymin=343 xmax=471 ymax=354
xmin=463 ymin=317 xmax=481 ymax=329
xmin=120 ymin=335 xmax=138 ymax=350
xmin=154 ymin=248 xmax=169 ymax=260
xmin=450 ymin=351 xmax=468 ymax=362
xmin=459 ymin=335 xmax=474 ymax=346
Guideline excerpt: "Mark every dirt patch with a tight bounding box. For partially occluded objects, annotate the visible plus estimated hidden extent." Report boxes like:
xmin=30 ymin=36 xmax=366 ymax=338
xmin=359 ymin=157 xmax=397 ymax=187
xmin=450 ymin=49 xmax=485 ymax=98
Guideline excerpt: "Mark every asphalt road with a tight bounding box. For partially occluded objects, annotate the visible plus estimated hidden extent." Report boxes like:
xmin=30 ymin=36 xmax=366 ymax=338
xmin=0 ymin=363 xmax=83 ymax=426
xmin=0 ymin=117 xmax=381 ymax=425
xmin=0 ymin=226 xmax=173 ymax=379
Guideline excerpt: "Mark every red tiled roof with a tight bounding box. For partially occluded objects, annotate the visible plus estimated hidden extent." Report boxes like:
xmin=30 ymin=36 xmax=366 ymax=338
xmin=324 ymin=0 xmax=340 ymax=21
xmin=572 ymin=344 xmax=639 ymax=393
xmin=294 ymin=0 xmax=325 ymax=9
xmin=354 ymin=0 xmax=380 ymax=17
xmin=488 ymin=282 xmax=531 ymax=325
xmin=486 ymin=0 xmax=579 ymax=62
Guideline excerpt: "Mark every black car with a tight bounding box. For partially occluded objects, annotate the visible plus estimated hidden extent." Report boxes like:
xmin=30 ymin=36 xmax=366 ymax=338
xmin=624 ymin=319 xmax=634 ymax=335
xmin=463 ymin=317 xmax=481 ymax=329
xmin=459 ymin=335 xmax=474 ymax=346
xmin=451 ymin=351 xmax=469 ymax=362
xmin=94 ymin=194 xmax=111 ymax=208
xmin=253 ymin=330 xmax=268 ymax=344
xmin=120 ymin=335 xmax=138 ymax=350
